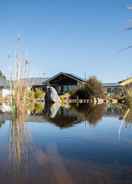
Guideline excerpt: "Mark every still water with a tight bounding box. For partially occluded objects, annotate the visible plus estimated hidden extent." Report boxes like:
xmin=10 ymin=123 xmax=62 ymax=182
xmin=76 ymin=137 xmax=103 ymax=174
xmin=0 ymin=104 xmax=132 ymax=184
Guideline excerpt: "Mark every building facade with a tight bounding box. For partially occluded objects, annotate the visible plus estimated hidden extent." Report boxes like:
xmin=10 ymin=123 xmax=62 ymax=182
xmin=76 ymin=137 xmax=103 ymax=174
xmin=45 ymin=72 xmax=85 ymax=95
xmin=30 ymin=72 xmax=130 ymax=96
xmin=103 ymin=83 xmax=124 ymax=97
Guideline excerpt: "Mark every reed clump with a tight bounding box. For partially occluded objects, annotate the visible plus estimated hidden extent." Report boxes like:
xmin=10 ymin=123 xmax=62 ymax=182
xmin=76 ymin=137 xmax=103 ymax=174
xmin=9 ymin=48 xmax=34 ymax=176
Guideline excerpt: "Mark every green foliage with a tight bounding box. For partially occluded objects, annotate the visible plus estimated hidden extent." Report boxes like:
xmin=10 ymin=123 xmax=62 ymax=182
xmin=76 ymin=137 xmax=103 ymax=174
xmin=0 ymin=70 xmax=6 ymax=80
xmin=34 ymin=103 xmax=44 ymax=113
xmin=34 ymin=89 xmax=44 ymax=99
xmin=27 ymin=90 xmax=35 ymax=100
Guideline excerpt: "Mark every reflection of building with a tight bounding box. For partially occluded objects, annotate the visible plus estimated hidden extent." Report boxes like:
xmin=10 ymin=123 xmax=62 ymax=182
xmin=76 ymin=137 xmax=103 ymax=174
xmin=104 ymin=104 xmax=122 ymax=118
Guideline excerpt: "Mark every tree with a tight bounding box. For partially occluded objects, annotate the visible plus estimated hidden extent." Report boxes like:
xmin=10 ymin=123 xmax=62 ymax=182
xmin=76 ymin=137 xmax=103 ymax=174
xmin=86 ymin=76 xmax=105 ymax=98
xmin=70 ymin=76 xmax=105 ymax=100
xmin=0 ymin=70 xmax=6 ymax=80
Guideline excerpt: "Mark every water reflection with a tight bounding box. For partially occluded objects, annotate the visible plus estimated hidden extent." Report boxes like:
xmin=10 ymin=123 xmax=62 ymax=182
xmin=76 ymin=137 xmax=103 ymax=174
xmin=32 ymin=102 xmax=132 ymax=127
xmin=0 ymin=103 xmax=132 ymax=183
xmin=30 ymin=103 xmax=107 ymax=128
xmin=8 ymin=106 xmax=33 ymax=183
xmin=70 ymin=104 xmax=106 ymax=126
xmin=0 ymin=103 xmax=132 ymax=128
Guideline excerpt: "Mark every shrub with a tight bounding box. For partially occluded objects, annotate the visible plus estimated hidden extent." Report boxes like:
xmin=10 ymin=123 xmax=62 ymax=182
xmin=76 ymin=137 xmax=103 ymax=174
xmin=71 ymin=76 xmax=105 ymax=99
xmin=34 ymin=89 xmax=44 ymax=99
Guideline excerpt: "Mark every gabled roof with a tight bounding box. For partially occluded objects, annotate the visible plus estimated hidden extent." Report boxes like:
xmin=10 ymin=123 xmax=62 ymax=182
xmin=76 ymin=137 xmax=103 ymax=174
xmin=45 ymin=72 xmax=85 ymax=83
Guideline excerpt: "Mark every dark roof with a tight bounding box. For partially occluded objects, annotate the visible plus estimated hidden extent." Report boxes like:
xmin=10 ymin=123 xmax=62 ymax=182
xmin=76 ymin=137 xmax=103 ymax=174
xmin=0 ymin=79 xmax=9 ymax=88
xmin=46 ymin=72 xmax=85 ymax=83
xmin=103 ymin=83 xmax=121 ymax=87
xmin=64 ymin=73 xmax=85 ymax=82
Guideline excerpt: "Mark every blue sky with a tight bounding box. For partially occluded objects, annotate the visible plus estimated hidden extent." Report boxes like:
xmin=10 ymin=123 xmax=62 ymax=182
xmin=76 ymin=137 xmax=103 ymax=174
xmin=0 ymin=0 xmax=132 ymax=82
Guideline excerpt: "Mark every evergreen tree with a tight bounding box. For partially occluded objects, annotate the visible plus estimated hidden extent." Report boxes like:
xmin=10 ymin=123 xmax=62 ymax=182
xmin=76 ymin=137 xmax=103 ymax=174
xmin=0 ymin=70 xmax=6 ymax=80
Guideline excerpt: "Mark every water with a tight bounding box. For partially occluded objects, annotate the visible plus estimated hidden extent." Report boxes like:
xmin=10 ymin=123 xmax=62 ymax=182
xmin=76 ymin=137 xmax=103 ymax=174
xmin=0 ymin=104 xmax=132 ymax=184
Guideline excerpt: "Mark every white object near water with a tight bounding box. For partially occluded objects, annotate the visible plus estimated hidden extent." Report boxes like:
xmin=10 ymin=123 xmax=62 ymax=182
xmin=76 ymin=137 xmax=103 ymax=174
xmin=0 ymin=103 xmax=11 ymax=112
xmin=2 ymin=89 xmax=11 ymax=97
xmin=50 ymin=102 xmax=61 ymax=118
xmin=47 ymin=86 xmax=61 ymax=103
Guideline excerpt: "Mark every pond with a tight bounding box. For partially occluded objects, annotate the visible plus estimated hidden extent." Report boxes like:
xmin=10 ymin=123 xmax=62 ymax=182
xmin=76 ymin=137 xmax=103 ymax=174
xmin=0 ymin=103 xmax=132 ymax=184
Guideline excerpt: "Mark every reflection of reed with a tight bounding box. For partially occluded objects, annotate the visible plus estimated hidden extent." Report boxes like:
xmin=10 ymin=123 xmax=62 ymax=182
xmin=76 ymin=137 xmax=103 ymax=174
xmin=36 ymin=144 xmax=74 ymax=184
xmin=9 ymin=112 xmax=33 ymax=180
xmin=10 ymin=114 xmax=26 ymax=166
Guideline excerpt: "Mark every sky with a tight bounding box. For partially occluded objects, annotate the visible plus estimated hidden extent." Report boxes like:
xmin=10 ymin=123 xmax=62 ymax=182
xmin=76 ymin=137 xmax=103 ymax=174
xmin=0 ymin=0 xmax=132 ymax=82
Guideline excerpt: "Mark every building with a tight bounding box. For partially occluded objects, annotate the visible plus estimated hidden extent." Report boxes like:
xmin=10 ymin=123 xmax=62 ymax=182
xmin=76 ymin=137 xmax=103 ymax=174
xmin=43 ymin=72 xmax=85 ymax=95
xmin=21 ymin=73 xmax=85 ymax=96
xmin=0 ymin=79 xmax=10 ymax=97
xmin=25 ymin=73 xmax=129 ymax=96
xmin=103 ymin=83 xmax=124 ymax=96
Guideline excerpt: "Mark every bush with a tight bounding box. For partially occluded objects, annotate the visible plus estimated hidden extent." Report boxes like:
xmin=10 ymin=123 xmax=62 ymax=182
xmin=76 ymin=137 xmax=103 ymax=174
xmin=71 ymin=76 xmax=105 ymax=99
xmin=86 ymin=76 xmax=105 ymax=98
xmin=34 ymin=89 xmax=44 ymax=99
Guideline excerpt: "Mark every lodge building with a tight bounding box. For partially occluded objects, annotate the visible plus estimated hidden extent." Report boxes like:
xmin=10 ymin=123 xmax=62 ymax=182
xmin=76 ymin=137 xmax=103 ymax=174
xmin=31 ymin=72 xmax=127 ymax=96
xmin=1 ymin=73 xmax=131 ymax=97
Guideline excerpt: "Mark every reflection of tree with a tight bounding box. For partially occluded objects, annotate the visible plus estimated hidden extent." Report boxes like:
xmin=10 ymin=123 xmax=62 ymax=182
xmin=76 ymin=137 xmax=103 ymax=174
xmin=33 ymin=103 xmax=45 ymax=114
xmin=0 ymin=120 xmax=5 ymax=128
xmin=32 ymin=101 xmax=132 ymax=128
xmin=43 ymin=106 xmax=81 ymax=128
xmin=40 ymin=103 xmax=106 ymax=128
xmin=71 ymin=104 xmax=106 ymax=126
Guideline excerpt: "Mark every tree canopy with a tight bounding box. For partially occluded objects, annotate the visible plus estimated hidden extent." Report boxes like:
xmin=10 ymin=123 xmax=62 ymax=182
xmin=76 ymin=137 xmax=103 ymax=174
xmin=71 ymin=76 xmax=105 ymax=99
xmin=86 ymin=76 xmax=105 ymax=98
